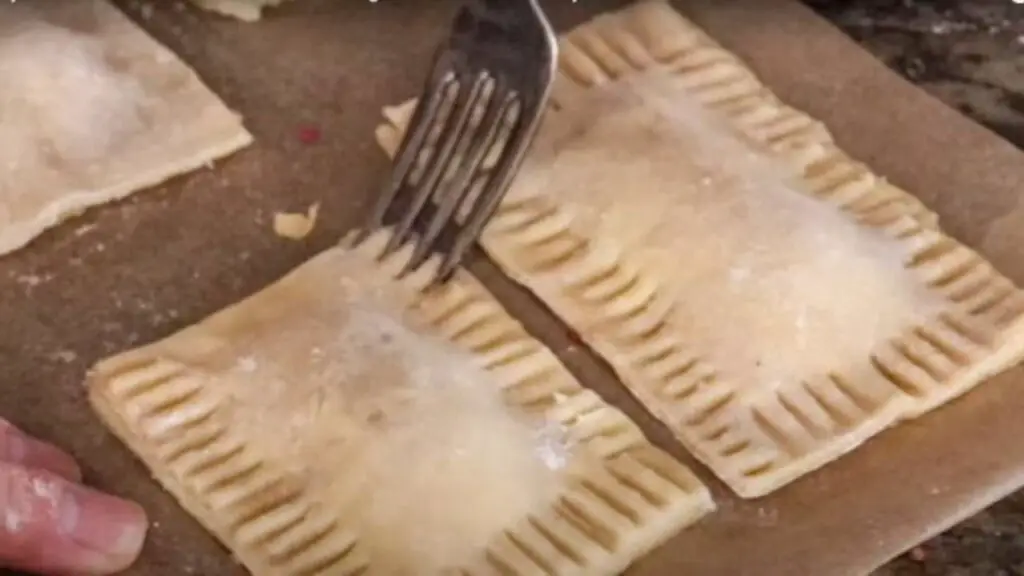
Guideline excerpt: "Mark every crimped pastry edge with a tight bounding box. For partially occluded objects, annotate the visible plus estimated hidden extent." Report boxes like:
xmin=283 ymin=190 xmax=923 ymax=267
xmin=374 ymin=0 xmax=1024 ymax=498
xmin=88 ymin=227 xmax=715 ymax=575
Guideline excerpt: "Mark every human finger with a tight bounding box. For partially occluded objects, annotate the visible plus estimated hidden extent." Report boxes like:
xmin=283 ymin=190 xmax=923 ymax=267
xmin=0 ymin=419 xmax=81 ymax=482
xmin=0 ymin=462 xmax=148 ymax=575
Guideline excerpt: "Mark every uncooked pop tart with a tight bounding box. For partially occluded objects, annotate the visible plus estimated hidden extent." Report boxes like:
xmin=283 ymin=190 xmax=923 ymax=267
xmin=376 ymin=0 xmax=1024 ymax=498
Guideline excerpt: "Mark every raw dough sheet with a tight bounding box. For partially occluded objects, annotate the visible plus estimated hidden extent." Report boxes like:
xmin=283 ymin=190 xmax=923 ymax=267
xmin=376 ymin=0 xmax=1024 ymax=498
xmin=0 ymin=0 xmax=252 ymax=256
xmin=87 ymin=229 xmax=714 ymax=575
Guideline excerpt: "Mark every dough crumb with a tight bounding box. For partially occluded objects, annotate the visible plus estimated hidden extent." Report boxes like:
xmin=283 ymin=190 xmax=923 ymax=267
xmin=15 ymin=274 xmax=45 ymax=287
xmin=188 ymin=0 xmax=292 ymax=22
xmin=273 ymin=203 xmax=319 ymax=240
xmin=49 ymin=350 xmax=77 ymax=364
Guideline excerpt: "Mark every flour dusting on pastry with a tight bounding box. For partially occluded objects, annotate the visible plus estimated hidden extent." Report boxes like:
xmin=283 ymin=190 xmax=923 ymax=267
xmin=218 ymin=295 xmax=572 ymax=574
xmin=0 ymin=22 xmax=146 ymax=171
xmin=0 ymin=0 xmax=252 ymax=257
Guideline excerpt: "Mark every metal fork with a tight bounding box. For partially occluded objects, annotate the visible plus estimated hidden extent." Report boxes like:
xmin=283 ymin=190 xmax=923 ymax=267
xmin=363 ymin=0 xmax=558 ymax=285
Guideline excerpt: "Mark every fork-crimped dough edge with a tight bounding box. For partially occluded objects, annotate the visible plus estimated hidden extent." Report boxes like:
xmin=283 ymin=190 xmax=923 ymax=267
xmin=87 ymin=226 xmax=715 ymax=576
xmin=375 ymin=0 xmax=1024 ymax=498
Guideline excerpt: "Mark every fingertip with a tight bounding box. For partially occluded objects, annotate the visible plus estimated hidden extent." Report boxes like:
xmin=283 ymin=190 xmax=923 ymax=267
xmin=0 ymin=464 xmax=149 ymax=575
xmin=63 ymin=483 xmax=149 ymax=572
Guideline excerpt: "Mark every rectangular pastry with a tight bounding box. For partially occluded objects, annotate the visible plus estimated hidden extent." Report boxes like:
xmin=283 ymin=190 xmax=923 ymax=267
xmin=375 ymin=0 xmax=1024 ymax=498
xmin=87 ymin=229 xmax=714 ymax=575
xmin=0 ymin=0 xmax=251 ymax=256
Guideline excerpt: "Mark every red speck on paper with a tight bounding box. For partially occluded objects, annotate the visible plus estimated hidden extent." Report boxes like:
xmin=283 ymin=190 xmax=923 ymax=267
xmin=298 ymin=126 xmax=321 ymax=144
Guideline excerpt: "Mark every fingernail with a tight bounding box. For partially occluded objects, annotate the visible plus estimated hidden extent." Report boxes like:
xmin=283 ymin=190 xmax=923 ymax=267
xmin=59 ymin=484 xmax=148 ymax=561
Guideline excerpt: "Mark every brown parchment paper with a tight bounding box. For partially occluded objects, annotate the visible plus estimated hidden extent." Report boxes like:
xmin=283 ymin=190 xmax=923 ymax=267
xmin=1 ymin=1 xmax=1022 ymax=575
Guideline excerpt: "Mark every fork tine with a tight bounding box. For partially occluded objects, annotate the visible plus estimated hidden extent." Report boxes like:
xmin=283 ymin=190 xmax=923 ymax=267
xmin=363 ymin=66 xmax=456 ymax=237
xmin=384 ymin=71 xmax=495 ymax=257
xmin=436 ymin=111 xmax=536 ymax=282
xmin=367 ymin=0 xmax=557 ymax=283
xmin=402 ymin=82 xmax=515 ymax=275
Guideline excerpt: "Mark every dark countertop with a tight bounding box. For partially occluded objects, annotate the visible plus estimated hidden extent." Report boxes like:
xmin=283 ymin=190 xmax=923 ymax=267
xmin=809 ymin=0 xmax=1024 ymax=146
xmin=806 ymin=1 xmax=1024 ymax=574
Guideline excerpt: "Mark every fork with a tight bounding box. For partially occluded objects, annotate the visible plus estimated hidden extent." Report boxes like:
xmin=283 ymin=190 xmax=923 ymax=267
xmin=363 ymin=0 xmax=558 ymax=286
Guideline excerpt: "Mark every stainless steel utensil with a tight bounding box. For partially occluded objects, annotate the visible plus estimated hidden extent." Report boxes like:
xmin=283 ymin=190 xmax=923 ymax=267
xmin=363 ymin=0 xmax=558 ymax=285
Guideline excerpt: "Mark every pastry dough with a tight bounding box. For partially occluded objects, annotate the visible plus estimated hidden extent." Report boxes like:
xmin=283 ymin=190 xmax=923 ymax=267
xmin=0 ymin=0 xmax=251 ymax=257
xmin=189 ymin=0 xmax=293 ymax=22
xmin=375 ymin=0 xmax=1024 ymax=498
xmin=87 ymin=229 xmax=714 ymax=575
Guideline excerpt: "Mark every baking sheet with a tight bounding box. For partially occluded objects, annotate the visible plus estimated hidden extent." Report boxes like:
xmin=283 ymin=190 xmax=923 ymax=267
xmin=1 ymin=1 xmax=1023 ymax=574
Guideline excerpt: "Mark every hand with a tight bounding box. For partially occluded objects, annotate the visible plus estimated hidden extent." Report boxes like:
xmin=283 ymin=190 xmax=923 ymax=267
xmin=0 ymin=418 xmax=148 ymax=575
